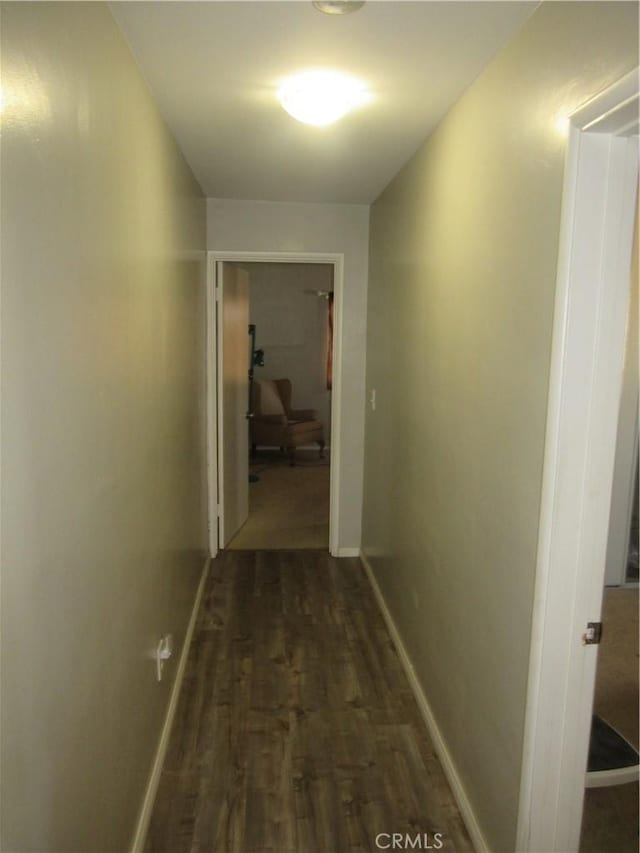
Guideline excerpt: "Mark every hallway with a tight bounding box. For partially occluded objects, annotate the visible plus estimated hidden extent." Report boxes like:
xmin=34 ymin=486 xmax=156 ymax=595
xmin=146 ymin=551 xmax=473 ymax=852
xmin=3 ymin=3 xmax=638 ymax=851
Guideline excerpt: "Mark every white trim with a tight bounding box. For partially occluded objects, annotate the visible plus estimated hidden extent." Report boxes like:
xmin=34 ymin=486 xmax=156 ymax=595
xmin=215 ymin=261 xmax=227 ymax=546
xmin=585 ymin=765 xmax=639 ymax=789
xmin=206 ymin=251 xmax=345 ymax=557
xmin=517 ymin=69 xmax=639 ymax=853
xmin=360 ymin=551 xmax=488 ymax=853
xmin=129 ymin=558 xmax=210 ymax=853
xmin=335 ymin=547 xmax=360 ymax=557
xmin=604 ymin=397 xmax=638 ymax=586
xmin=572 ymin=71 xmax=639 ymax=135
xmin=206 ymin=255 xmax=218 ymax=558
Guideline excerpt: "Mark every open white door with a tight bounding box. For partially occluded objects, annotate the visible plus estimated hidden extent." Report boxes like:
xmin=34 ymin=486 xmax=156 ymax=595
xmin=217 ymin=262 xmax=249 ymax=547
xmin=604 ymin=205 xmax=639 ymax=586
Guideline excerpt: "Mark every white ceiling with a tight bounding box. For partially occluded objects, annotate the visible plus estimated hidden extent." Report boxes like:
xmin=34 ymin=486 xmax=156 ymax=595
xmin=112 ymin=1 xmax=537 ymax=204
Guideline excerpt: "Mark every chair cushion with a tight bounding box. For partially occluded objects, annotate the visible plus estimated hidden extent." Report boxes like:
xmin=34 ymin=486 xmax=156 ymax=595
xmin=286 ymin=420 xmax=324 ymax=441
xmin=257 ymin=380 xmax=285 ymax=416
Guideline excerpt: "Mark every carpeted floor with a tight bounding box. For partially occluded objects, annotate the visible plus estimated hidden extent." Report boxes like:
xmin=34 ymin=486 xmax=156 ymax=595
xmin=580 ymin=587 xmax=639 ymax=853
xmin=592 ymin=588 xmax=639 ymax=749
xmin=227 ymin=449 xmax=329 ymax=550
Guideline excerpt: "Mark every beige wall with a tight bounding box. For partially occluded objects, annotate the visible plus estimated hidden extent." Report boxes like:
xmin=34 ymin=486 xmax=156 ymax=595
xmin=361 ymin=3 xmax=638 ymax=851
xmin=207 ymin=198 xmax=369 ymax=551
xmin=0 ymin=4 xmax=207 ymax=851
xmin=243 ymin=262 xmax=334 ymax=438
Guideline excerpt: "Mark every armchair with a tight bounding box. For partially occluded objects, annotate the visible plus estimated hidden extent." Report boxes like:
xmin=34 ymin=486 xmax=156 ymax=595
xmin=250 ymin=379 xmax=325 ymax=466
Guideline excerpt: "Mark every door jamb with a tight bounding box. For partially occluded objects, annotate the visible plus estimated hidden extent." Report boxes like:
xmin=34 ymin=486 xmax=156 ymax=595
xmin=205 ymin=253 xmax=219 ymax=558
xmin=516 ymin=69 xmax=639 ymax=852
xmin=206 ymin=251 xmax=345 ymax=558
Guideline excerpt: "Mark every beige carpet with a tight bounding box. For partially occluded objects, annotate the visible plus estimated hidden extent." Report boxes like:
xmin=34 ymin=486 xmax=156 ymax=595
xmin=580 ymin=587 xmax=639 ymax=853
xmin=228 ymin=449 xmax=329 ymax=550
xmin=593 ymin=587 xmax=639 ymax=749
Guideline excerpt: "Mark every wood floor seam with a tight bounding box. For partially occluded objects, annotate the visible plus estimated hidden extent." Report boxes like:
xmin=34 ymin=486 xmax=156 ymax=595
xmin=145 ymin=550 xmax=474 ymax=853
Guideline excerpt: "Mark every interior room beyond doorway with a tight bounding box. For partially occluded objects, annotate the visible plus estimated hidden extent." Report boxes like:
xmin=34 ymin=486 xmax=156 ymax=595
xmin=227 ymin=262 xmax=333 ymax=550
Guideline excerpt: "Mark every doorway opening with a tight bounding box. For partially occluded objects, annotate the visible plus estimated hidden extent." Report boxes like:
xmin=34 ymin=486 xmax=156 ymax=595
xmin=229 ymin=261 xmax=333 ymax=550
xmin=516 ymin=69 xmax=639 ymax=852
xmin=206 ymin=251 xmax=344 ymax=559
xmin=579 ymin=193 xmax=639 ymax=853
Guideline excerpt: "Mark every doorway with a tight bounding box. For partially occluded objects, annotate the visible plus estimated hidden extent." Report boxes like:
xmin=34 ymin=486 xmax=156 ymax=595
xmin=579 ymin=188 xmax=639 ymax=852
xmin=516 ymin=69 xmax=639 ymax=851
xmin=228 ymin=261 xmax=333 ymax=550
xmin=206 ymin=251 xmax=344 ymax=558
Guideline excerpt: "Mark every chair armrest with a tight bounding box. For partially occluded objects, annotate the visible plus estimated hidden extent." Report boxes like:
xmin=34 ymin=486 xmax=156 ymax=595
xmin=253 ymin=414 xmax=287 ymax=425
xmin=289 ymin=408 xmax=317 ymax=421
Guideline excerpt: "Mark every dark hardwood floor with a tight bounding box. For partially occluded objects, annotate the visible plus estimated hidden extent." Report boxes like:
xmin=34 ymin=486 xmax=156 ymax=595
xmin=146 ymin=550 xmax=473 ymax=853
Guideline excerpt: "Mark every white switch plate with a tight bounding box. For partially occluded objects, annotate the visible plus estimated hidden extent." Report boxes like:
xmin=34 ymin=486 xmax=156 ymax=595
xmin=156 ymin=634 xmax=173 ymax=681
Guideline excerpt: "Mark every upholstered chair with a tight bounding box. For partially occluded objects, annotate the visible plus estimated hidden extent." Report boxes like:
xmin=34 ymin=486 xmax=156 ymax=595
xmin=250 ymin=378 xmax=325 ymax=466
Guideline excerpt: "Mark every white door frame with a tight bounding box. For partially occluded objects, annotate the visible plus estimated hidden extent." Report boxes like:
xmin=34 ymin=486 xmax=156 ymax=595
xmin=516 ymin=69 xmax=639 ymax=852
xmin=604 ymin=269 xmax=639 ymax=587
xmin=206 ymin=252 xmax=218 ymax=557
xmin=206 ymin=250 xmax=345 ymax=558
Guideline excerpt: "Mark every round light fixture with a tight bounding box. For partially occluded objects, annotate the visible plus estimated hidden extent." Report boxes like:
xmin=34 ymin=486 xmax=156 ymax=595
xmin=312 ymin=1 xmax=365 ymax=15
xmin=278 ymin=70 xmax=368 ymax=127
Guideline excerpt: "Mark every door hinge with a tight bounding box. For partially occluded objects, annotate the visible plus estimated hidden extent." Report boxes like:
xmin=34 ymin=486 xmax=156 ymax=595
xmin=215 ymin=285 xmax=221 ymax=303
xmin=217 ymin=503 xmax=222 ymax=515
xmin=582 ymin=622 xmax=603 ymax=645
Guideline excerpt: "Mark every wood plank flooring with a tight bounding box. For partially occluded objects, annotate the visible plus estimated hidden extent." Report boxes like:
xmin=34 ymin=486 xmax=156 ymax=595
xmin=146 ymin=551 xmax=473 ymax=853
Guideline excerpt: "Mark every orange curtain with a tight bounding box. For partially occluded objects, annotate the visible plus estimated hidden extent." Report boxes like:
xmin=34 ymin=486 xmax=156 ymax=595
xmin=326 ymin=293 xmax=334 ymax=390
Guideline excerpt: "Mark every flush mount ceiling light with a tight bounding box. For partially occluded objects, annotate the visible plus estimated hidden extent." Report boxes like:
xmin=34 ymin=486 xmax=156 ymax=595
xmin=312 ymin=1 xmax=365 ymax=14
xmin=278 ymin=70 xmax=369 ymax=127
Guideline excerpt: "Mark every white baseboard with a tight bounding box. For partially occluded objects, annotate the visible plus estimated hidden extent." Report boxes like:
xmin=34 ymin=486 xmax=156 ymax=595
xmin=130 ymin=556 xmax=211 ymax=852
xmin=359 ymin=550 xmax=489 ymax=853
xmin=335 ymin=547 xmax=360 ymax=557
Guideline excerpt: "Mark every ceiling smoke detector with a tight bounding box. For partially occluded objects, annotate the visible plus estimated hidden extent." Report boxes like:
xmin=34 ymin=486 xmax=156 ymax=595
xmin=312 ymin=1 xmax=365 ymax=15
